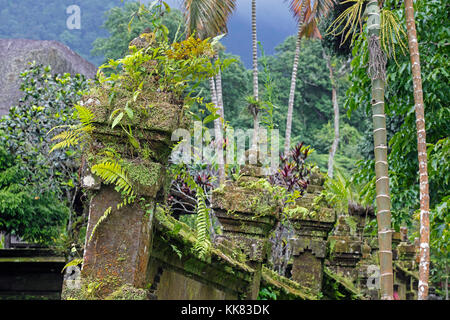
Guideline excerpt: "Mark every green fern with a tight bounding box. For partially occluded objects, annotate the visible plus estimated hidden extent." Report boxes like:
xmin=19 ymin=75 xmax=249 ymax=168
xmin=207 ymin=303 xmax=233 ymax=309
xmin=61 ymin=258 xmax=83 ymax=273
xmin=88 ymin=160 xmax=136 ymax=243
xmin=49 ymin=104 xmax=94 ymax=153
xmin=193 ymin=188 xmax=211 ymax=259
xmin=89 ymin=206 xmax=113 ymax=243
xmin=91 ymin=161 xmax=135 ymax=198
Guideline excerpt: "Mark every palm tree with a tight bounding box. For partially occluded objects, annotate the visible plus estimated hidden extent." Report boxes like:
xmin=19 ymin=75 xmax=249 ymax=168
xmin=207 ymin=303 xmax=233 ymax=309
xmin=182 ymin=0 xmax=236 ymax=184
xmin=249 ymin=0 xmax=259 ymax=162
xmin=404 ymin=0 xmax=430 ymax=300
xmin=327 ymin=0 xmax=408 ymax=299
xmin=324 ymin=51 xmax=339 ymax=178
xmin=283 ymin=0 xmax=333 ymax=156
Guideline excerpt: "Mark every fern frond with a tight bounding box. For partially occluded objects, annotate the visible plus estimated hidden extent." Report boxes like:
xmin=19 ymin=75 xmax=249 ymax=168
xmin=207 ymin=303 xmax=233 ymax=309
xmin=193 ymin=188 xmax=211 ymax=260
xmin=89 ymin=206 xmax=112 ymax=243
xmin=49 ymin=130 xmax=83 ymax=153
xmin=91 ymin=160 xmax=135 ymax=197
xmin=48 ymin=105 xmax=94 ymax=153
xmin=74 ymin=104 xmax=95 ymax=126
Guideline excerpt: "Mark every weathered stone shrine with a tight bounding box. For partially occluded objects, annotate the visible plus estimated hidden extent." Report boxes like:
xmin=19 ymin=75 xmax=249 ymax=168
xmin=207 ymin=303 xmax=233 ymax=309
xmin=61 ymin=34 xmax=419 ymax=300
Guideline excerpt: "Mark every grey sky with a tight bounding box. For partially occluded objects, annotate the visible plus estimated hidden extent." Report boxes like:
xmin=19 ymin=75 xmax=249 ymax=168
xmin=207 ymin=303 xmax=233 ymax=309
xmin=162 ymin=0 xmax=298 ymax=67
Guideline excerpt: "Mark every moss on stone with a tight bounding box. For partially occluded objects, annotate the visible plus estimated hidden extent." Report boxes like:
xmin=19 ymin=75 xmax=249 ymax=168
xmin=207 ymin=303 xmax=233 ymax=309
xmin=261 ymin=266 xmax=319 ymax=300
xmin=323 ymin=266 xmax=366 ymax=300
xmin=121 ymin=159 xmax=165 ymax=198
xmin=105 ymin=284 xmax=149 ymax=300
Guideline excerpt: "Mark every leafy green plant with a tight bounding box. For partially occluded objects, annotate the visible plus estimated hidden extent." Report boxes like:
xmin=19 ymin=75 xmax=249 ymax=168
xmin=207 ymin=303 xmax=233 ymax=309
xmin=323 ymin=169 xmax=374 ymax=214
xmin=0 ymin=63 xmax=89 ymax=246
xmin=0 ymin=143 xmax=69 ymax=243
xmin=257 ymin=286 xmax=278 ymax=300
xmin=193 ymin=187 xmax=211 ymax=259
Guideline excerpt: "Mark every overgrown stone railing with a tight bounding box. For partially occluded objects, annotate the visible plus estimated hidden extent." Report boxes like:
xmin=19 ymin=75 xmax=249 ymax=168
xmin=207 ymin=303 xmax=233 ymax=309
xmin=287 ymin=171 xmax=336 ymax=295
xmin=211 ymin=163 xmax=281 ymax=299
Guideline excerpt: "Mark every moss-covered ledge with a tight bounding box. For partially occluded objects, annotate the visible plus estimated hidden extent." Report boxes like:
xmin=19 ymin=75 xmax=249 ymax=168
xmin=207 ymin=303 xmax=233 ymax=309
xmin=323 ymin=266 xmax=367 ymax=300
xmin=148 ymin=207 xmax=257 ymax=299
xmin=261 ymin=266 xmax=319 ymax=300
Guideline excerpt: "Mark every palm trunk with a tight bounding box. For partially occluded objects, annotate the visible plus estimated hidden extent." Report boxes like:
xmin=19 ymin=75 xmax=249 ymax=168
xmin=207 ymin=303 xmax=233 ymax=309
xmin=251 ymin=0 xmax=259 ymax=156
xmin=404 ymin=0 xmax=430 ymax=300
xmin=284 ymin=24 xmax=302 ymax=156
xmin=214 ymin=54 xmax=225 ymax=120
xmin=209 ymin=77 xmax=225 ymax=185
xmin=284 ymin=3 xmax=307 ymax=156
xmin=325 ymin=52 xmax=339 ymax=178
xmin=366 ymin=0 xmax=394 ymax=300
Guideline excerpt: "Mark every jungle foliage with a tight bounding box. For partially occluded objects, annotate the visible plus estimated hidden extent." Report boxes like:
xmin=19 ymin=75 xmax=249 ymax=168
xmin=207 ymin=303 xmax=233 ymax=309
xmin=0 ymin=63 xmax=90 ymax=243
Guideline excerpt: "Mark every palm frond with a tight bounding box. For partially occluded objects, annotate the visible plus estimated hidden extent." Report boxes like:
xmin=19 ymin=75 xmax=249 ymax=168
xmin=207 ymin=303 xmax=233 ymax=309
xmin=380 ymin=8 xmax=407 ymax=62
xmin=326 ymin=0 xmax=365 ymax=47
xmin=183 ymin=0 xmax=236 ymax=39
xmin=288 ymin=0 xmax=334 ymax=22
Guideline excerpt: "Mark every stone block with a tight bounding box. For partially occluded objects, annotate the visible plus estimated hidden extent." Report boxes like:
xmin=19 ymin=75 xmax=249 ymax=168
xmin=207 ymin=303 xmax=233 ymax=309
xmin=81 ymin=185 xmax=155 ymax=298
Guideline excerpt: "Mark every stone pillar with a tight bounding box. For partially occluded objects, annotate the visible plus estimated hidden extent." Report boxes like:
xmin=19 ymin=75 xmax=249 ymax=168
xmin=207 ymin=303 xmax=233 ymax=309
xmin=288 ymin=174 xmax=336 ymax=295
xmin=326 ymin=215 xmax=362 ymax=281
xmin=355 ymin=240 xmax=379 ymax=300
xmin=211 ymin=164 xmax=280 ymax=299
xmin=72 ymin=37 xmax=187 ymax=299
xmin=395 ymin=232 xmax=418 ymax=300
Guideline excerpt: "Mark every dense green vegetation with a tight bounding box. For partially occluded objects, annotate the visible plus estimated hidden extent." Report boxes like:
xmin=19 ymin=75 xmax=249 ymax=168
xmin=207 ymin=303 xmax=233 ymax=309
xmin=0 ymin=64 xmax=90 ymax=244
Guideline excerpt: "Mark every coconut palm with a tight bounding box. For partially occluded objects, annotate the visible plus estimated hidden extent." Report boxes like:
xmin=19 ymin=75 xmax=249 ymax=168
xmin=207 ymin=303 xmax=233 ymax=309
xmin=404 ymin=0 xmax=430 ymax=300
xmin=182 ymin=0 xmax=236 ymax=184
xmin=327 ymin=0 xmax=408 ymax=300
xmin=283 ymin=0 xmax=333 ymax=156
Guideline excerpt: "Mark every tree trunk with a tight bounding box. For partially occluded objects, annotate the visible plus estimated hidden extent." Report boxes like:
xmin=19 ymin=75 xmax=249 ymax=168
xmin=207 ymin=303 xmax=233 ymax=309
xmin=366 ymin=0 xmax=394 ymax=300
xmin=214 ymin=54 xmax=225 ymax=120
xmin=284 ymin=24 xmax=302 ymax=156
xmin=325 ymin=52 xmax=339 ymax=178
xmin=251 ymin=0 xmax=259 ymax=157
xmin=209 ymin=77 xmax=225 ymax=185
xmin=404 ymin=0 xmax=430 ymax=300
xmin=284 ymin=3 xmax=307 ymax=156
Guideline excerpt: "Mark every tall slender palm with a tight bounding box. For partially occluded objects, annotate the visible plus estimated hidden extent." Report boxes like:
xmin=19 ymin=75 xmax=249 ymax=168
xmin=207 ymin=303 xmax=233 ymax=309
xmin=283 ymin=0 xmax=333 ymax=156
xmin=324 ymin=51 xmax=339 ymax=178
xmin=404 ymin=0 xmax=430 ymax=300
xmin=249 ymin=0 xmax=259 ymax=160
xmin=182 ymin=0 xmax=236 ymax=184
xmin=366 ymin=0 xmax=394 ymax=300
xmin=327 ymin=0 xmax=408 ymax=299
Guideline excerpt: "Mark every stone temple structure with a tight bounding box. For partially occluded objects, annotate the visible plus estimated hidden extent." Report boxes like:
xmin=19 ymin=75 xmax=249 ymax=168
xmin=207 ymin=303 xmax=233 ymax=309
xmin=0 ymin=34 xmax=421 ymax=300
